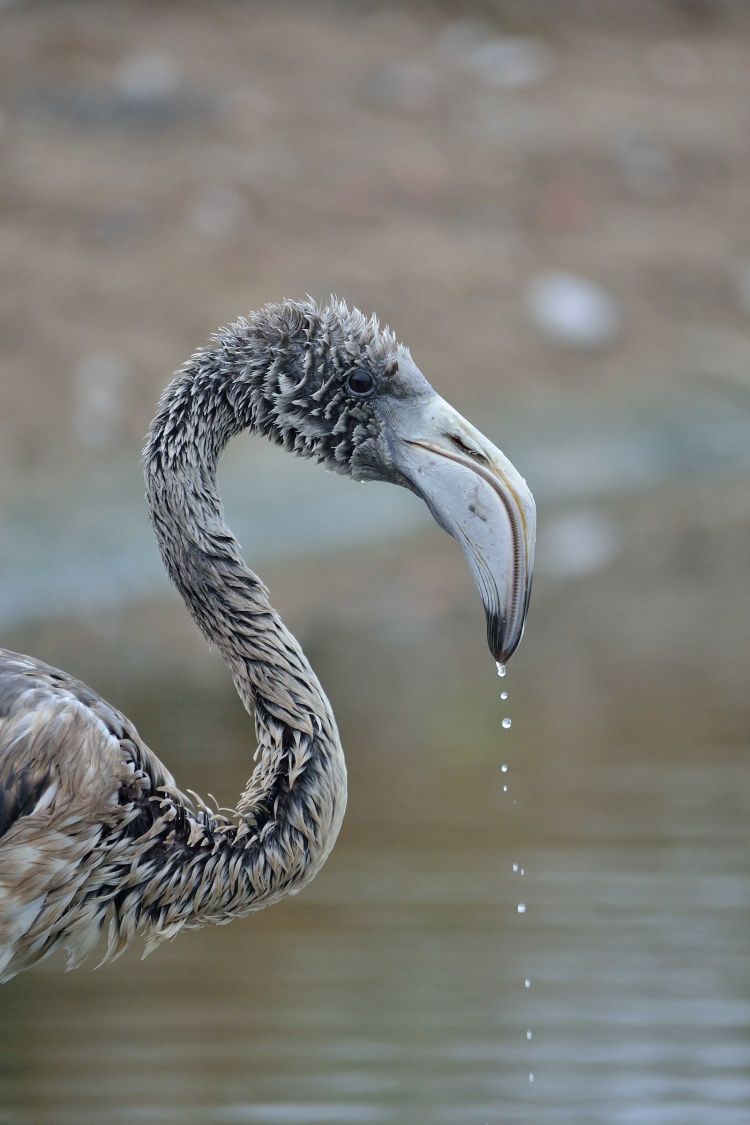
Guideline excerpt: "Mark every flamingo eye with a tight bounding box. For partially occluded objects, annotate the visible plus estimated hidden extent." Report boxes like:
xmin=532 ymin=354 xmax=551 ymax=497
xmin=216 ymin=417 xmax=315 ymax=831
xmin=345 ymin=369 xmax=375 ymax=397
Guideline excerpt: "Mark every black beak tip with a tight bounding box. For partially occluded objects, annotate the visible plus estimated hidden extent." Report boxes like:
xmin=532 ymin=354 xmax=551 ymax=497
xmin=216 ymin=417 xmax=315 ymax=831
xmin=486 ymin=608 xmax=526 ymax=665
xmin=486 ymin=610 xmax=510 ymax=664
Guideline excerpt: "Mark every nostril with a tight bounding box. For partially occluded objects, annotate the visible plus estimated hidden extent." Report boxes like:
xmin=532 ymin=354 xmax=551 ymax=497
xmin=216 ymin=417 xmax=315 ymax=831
xmin=447 ymin=432 xmax=489 ymax=465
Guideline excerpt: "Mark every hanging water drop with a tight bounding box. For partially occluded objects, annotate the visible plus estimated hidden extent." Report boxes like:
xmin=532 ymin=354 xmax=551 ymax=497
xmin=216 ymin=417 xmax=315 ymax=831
xmin=502 ymin=717 xmax=512 ymax=730
xmin=496 ymin=662 xmax=507 ymax=678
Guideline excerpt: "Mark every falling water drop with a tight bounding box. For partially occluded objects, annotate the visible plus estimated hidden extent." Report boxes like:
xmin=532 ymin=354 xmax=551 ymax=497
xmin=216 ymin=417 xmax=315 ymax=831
xmin=493 ymin=657 xmax=534 ymax=1083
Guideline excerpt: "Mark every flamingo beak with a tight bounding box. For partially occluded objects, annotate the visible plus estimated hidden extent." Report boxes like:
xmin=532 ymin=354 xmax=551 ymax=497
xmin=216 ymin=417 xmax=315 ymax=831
xmin=392 ymin=395 xmax=536 ymax=664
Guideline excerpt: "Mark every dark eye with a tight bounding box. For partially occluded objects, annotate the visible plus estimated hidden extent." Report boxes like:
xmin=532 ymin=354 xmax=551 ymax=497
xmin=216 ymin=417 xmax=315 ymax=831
xmin=345 ymin=369 xmax=375 ymax=397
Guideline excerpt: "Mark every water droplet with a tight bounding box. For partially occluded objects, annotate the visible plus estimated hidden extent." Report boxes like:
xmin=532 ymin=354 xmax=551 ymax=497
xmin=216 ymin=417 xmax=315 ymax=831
xmin=528 ymin=1072 xmax=535 ymax=1084
xmin=526 ymin=1029 xmax=534 ymax=1041
xmin=500 ymin=690 xmax=508 ymax=700
xmin=502 ymin=784 xmax=509 ymax=793
xmin=524 ymin=978 xmax=532 ymax=989
xmin=512 ymin=862 xmax=519 ymax=872
xmin=500 ymin=763 xmax=509 ymax=773
xmin=496 ymin=662 xmax=507 ymax=678
xmin=502 ymin=717 xmax=512 ymax=730
xmin=520 ymin=867 xmax=525 ymax=876
xmin=517 ymin=902 xmax=527 ymax=914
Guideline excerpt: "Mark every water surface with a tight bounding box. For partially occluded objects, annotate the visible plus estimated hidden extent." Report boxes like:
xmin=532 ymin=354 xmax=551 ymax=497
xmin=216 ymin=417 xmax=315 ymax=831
xmin=2 ymin=692 xmax=748 ymax=1124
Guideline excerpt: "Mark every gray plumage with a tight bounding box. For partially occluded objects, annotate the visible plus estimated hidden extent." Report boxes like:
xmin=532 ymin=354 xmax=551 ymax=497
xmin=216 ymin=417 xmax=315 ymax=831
xmin=0 ymin=298 xmax=535 ymax=982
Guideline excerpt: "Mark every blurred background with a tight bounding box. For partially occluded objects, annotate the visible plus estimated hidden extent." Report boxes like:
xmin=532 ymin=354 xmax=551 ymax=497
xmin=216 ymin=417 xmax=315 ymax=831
xmin=1 ymin=1 xmax=749 ymax=1122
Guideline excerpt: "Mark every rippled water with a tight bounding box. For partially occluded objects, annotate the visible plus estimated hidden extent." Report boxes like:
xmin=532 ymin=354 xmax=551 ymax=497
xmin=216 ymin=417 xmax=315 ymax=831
xmin=2 ymin=729 xmax=748 ymax=1123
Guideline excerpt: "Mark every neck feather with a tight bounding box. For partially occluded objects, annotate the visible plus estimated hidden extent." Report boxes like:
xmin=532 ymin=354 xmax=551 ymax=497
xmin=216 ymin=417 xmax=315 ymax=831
xmin=143 ymin=337 xmax=346 ymax=871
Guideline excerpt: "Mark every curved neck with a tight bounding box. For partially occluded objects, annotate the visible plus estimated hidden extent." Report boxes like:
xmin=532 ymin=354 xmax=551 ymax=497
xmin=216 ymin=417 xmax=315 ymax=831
xmin=143 ymin=350 xmax=345 ymax=852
